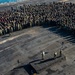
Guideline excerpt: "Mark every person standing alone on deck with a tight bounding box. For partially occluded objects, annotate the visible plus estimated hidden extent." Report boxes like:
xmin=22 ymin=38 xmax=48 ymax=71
xmin=42 ymin=51 xmax=45 ymax=60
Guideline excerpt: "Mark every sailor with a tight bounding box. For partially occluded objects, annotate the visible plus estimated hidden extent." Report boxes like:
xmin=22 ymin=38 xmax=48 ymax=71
xmin=0 ymin=28 xmax=2 ymax=36
xmin=10 ymin=26 xmax=13 ymax=33
xmin=17 ymin=23 xmax=20 ymax=30
xmin=60 ymin=50 xmax=62 ymax=57
xmin=54 ymin=52 xmax=57 ymax=59
xmin=42 ymin=51 xmax=45 ymax=60
xmin=12 ymin=21 xmax=15 ymax=31
xmin=61 ymin=42 xmax=64 ymax=50
xmin=4 ymin=26 xmax=7 ymax=34
xmin=30 ymin=15 xmax=33 ymax=27
xmin=33 ymin=14 xmax=36 ymax=26
xmin=7 ymin=25 xmax=11 ymax=36
xmin=19 ymin=23 xmax=22 ymax=30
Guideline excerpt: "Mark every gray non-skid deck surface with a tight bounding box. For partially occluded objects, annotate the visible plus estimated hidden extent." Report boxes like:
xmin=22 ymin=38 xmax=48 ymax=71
xmin=6 ymin=68 xmax=29 ymax=75
xmin=0 ymin=26 xmax=74 ymax=75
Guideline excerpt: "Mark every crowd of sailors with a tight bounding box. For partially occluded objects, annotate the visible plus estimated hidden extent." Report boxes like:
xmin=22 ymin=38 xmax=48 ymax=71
xmin=0 ymin=2 xmax=75 ymax=36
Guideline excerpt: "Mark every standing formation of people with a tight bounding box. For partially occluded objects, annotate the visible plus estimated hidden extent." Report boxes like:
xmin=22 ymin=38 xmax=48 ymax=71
xmin=0 ymin=2 xmax=75 ymax=36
